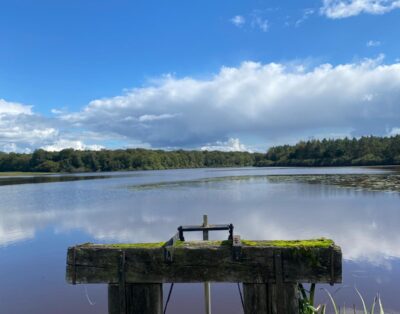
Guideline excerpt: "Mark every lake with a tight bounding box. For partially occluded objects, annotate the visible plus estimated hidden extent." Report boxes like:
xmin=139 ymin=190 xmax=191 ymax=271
xmin=0 ymin=167 xmax=399 ymax=313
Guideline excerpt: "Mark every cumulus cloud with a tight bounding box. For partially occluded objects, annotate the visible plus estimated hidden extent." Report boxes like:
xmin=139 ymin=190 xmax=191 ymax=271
xmin=321 ymin=0 xmax=400 ymax=18
xmin=201 ymin=138 xmax=250 ymax=152
xmin=41 ymin=139 xmax=104 ymax=152
xmin=0 ymin=99 xmax=32 ymax=115
xmin=388 ymin=127 xmax=400 ymax=136
xmin=60 ymin=56 xmax=400 ymax=150
xmin=0 ymin=99 xmax=107 ymax=153
xmin=3 ymin=56 xmax=400 ymax=152
xmin=230 ymin=15 xmax=245 ymax=27
xmin=0 ymin=99 xmax=59 ymax=152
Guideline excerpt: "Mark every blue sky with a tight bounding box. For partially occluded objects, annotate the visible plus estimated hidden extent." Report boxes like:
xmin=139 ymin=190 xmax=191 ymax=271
xmin=1 ymin=0 xmax=400 ymax=152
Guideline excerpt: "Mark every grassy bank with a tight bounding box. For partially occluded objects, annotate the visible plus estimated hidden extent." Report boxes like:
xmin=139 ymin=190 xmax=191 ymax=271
xmin=0 ymin=172 xmax=53 ymax=176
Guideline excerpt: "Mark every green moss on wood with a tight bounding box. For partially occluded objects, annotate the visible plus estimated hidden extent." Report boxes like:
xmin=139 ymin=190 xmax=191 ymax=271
xmin=103 ymin=242 xmax=166 ymax=248
xmin=241 ymin=238 xmax=334 ymax=248
xmin=77 ymin=238 xmax=334 ymax=249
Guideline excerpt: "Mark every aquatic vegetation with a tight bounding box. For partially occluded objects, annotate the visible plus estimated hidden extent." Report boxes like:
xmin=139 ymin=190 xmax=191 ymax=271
xmin=129 ymin=175 xmax=269 ymax=190
xmin=298 ymin=285 xmax=385 ymax=314
xmin=267 ymin=174 xmax=400 ymax=194
xmin=130 ymin=173 xmax=400 ymax=194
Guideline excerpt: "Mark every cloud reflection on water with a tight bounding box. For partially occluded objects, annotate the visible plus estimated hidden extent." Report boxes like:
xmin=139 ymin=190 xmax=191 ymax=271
xmin=1 ymin=168 xmax=399 ymax=267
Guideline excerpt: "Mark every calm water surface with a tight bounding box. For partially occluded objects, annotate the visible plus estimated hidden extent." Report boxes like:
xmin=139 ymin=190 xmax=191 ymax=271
xmin=0 ymin=167 xmax=399 ymax=313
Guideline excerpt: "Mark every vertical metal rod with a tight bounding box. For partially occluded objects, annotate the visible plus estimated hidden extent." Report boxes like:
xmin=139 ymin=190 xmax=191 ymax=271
xmin=203 ymin=215 xmax=211 ymax=314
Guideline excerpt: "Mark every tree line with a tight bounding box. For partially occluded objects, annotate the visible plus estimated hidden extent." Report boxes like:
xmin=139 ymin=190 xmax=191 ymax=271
xmin=1 ymin=135 xmax=399 ymax=172
xmin=255 ymin=135 xmax=400 ymax=167
xmin=0 ymin=148 xmax=263 ymax=173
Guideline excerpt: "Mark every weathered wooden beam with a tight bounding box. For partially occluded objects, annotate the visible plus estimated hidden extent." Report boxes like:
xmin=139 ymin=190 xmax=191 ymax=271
xmin=66 ymin=239 xmax=341 ymax=284
xmin=243 ymin=283 xmax=299 ymax=314
xmin=108 ymin=283 xmax=163 ymax=314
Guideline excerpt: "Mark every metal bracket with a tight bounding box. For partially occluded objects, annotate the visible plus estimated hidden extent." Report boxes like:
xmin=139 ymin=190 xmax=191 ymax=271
xmin=164 ymin=232 xmax=180 ymax=263
xmin=118 ymin=250 xmax=127 ymax=313
xmin=232 ymin=235 xmax=242 ymax=261
xmin=177 ymin=223 xmax=234 ymax=241
xmin=164 ymin=220 xmax=235 ymax=263
xmin=72 ymin=247 xmax=77 ymax=285
xmin=274 ymin=249 xmax=284 ymax=285
xmin=330 ymin=246 xmax=335 ymax=286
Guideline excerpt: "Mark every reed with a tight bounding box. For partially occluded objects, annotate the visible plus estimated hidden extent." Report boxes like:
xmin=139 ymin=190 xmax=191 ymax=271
xmin=298 ymin=284 xmax=384 ymax=314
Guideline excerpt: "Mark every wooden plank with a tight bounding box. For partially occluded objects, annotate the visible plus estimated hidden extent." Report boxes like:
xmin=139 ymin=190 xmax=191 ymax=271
xmin=243 ymin=283 xmax=268 ymax=313
xmin=108 ymin=283 xmax=163 ymax=314
xmin=66 ymin=240 xmax=341 ymax=284
xmin=243 ymin=283 xmax=299 ymax=314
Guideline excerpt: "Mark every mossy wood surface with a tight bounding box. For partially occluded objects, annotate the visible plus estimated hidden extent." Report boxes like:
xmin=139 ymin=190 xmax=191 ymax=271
xmin=108 ymin=283 xmax=162 ymax=314
xmin=243 ymin=283 xmax=299 ymax=314
xmin=66 ymin=239 xmax=341 ymax=284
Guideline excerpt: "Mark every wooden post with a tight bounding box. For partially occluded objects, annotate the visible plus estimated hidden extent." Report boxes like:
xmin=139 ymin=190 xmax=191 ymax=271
xmin=108 ymin=283 xmax=163 ymax=314
xmin=203 ymin=214 xmax=211 ymax=314
xmin=66 ymin=239 xmax=341 ymax=314
xmin=243 ymin=283 xmax=298 ymax=314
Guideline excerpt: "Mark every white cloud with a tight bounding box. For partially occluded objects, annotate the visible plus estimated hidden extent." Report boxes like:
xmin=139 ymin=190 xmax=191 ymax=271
xmin=251 ymin=16 xmax=269 ymax=32
xmin=362 ymin=93 xmax=374 ymax=101
xmin=41 ymin=139 xmax=104 ymax=152
xmin=3 ymin=56 xmax=400 ymax=152
xmin=366 ymin=40 xmax=381 ymax=47
xmin=231 ymin=13 xmax=269 ymax=32
xmin=230 ymin=15 xmax=245 ymax=27
xmin=0 ymin=98 xmax=32 ymax=115
xmin=321 ymin=0 xmax=400 ymax=18
xmin=138 ymin=113 xmax=178 ymax=122
xmin=201 ymin=138 xmax=250 ymax=152
xmin=295 ymin=8 xmax=315 ymax=27
xmin=0 ymin=99 xmax=59 ymax=152
xmin=0 ymin=99 xmax=108 ymax=153
xmin=61 ymin=56 xmax=400 ymax=149
xmin=388 ymin=127 xmax=400 ymax=136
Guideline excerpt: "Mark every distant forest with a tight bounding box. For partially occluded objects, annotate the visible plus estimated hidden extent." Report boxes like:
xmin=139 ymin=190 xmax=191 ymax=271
xmin=0 ymin=135 xmax=399 ymax=172
xmin=256 ymin=135 xmax=400 ymax=167
xmin=0 ymin=149 xmax=263 ymax=173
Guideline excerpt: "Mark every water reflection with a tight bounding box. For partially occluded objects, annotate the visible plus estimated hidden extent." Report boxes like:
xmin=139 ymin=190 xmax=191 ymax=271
xmin=0 ymin=167 xmax=399 ymax=312
xmin=0 ymin=172 xmax=138 ymax=186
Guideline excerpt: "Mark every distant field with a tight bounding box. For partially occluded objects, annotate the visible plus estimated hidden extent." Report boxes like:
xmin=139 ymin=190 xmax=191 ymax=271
xmin=0 ymin=172 xmax=52 ymax=176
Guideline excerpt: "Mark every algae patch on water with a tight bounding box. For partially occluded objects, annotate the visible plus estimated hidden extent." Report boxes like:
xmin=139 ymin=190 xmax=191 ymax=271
xmin=267 ymin=174 xmax=400 ymax=194
xmin=129 ymin=173 xmax=400 ymax=194
xmin=129 ymin=175 xmax=269 ymax=191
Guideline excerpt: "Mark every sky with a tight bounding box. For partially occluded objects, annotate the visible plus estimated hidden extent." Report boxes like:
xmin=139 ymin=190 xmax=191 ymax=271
xmin=1 ymin=0 xmax=400 ymax=153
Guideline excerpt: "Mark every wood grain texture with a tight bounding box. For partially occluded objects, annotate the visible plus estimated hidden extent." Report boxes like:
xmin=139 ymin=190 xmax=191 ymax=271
xmin=108 ymin=284 xmax=162 ymax=314
xmin=66 ymin=241 xmax=342 ymax=284
xmin=243 ymin=283 xmax=299 ymax=314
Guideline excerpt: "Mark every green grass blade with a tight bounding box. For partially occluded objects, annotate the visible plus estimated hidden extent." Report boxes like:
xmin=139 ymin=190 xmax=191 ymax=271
xmin=378 ymin=294 xmax=384 ymax=314
xmin=299 ymin=283 xmax=308 ymax=300
xmin=310 ymin=283 xmax=316 ymax=306
xmin=370 ymin=295 xmax=377 ymax=314
xmin=323 ymin=288 xmax=339 ymax=314
xmin=355 ymin=287 xmax=368 ymax=314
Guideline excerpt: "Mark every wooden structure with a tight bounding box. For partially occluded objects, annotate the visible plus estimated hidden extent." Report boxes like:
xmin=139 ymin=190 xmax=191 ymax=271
xmin=66 ymin=238 xmax=341 ymax=314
